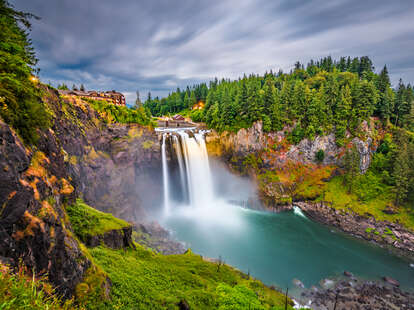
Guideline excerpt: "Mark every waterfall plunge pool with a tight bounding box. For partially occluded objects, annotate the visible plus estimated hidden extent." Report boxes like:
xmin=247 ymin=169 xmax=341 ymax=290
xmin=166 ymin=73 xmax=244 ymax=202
xmin=156 ymin=127 xmax=414 ymax=297
xmin=163 ymin=203 xmax=414 ymax=293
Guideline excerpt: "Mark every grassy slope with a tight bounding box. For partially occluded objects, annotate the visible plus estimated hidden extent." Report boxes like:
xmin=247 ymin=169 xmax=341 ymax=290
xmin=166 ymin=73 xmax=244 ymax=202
xmin=2 ymin=198 xmax=297 ymax=309
xmin=89 ymin=246 xmax=292 ymax=310
xmin=321 ymin=176 xmax=414 ymax=231
xmin=66 ymin=200 xmax=295 ymax=310
xmin=66 ymin=198 xmax=130 ymax=241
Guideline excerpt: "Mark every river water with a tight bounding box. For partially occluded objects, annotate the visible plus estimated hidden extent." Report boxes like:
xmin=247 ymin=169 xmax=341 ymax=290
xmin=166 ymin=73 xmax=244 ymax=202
xmin=157 ymin=128 xmax=414 ymax=294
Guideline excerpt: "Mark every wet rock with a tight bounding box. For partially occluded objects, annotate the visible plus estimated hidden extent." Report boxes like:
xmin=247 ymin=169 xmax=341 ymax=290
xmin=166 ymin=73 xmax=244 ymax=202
xmin=344 ymin=271 xmax=353 ymax=277
xmin=299 ymin=277 xmax=413 ymax=310
xmin=382 ymin=276 xmax=400 ymax=287
xmin=293 ymin=278 xmax=305 ymax=288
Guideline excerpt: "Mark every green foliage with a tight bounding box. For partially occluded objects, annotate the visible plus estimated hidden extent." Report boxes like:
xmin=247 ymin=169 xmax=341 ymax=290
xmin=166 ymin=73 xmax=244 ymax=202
xmin=216 ymin=283 xmax=265 ymax=310
xmin=66 ymin=199 xmax=130 ymax=242
xmin=288 ymin=124 xmax=305 ymax=144
xmin=0 ymin=0 xmax=51 ymax=143
xmin=190 ymin=108 xmax=204 ymax=122
xmin=87 ymin=245 xmax=291 ymax=310
xmin=0 ymin=268 xmax=73 ymax=310
xmin=85 ymin=98 xmax=154 ymax=126
xmin=315 ymin=149 xmax=325 ymax=163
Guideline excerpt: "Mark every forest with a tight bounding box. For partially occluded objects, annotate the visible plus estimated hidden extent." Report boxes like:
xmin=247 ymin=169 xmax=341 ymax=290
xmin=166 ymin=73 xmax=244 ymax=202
xmin=145 ymin=57 xmax=414 ymax=208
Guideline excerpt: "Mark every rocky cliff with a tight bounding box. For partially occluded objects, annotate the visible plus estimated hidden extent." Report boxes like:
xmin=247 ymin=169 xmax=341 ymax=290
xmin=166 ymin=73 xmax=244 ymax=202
xmin=0 ymin=86 xmax=162 ymax=299
xmin=206 ymin=120 xmax=377 ymax=173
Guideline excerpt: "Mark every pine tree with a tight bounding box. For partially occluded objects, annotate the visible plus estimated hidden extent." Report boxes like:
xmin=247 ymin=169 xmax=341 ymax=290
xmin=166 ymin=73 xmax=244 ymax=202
xmin=190 ymin=91 xmax=197 ymax=110
xmin=183 ymin=92 xmax=190 ymax=109
xmin=352 ymin=80 xmax=377 ymax=124
xmin=270 ymin=89 xmax=283 ymax=131
xmin=263 ymin=79 xmax=275 ymax=116
xmin=134 ymin=90 xmax=142 ymax=109
xmin=335 ymin=85 xmax=351 ymax=145
xmin=80 ymin=84 xmax=85 ymax=91
xmin=343 ymin=145 xmax=360 ymax=193
xmin=291 ymin=80 xmax=306 ymax=121
xmin=72 ymin=84 xmax=78 ymax=91
xmin=393 ymin=144 xmax=410 ymax=206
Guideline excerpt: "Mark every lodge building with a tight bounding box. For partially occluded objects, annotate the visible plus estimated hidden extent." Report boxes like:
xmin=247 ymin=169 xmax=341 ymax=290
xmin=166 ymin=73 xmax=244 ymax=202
xmin=59 ymin=89 xmax=126 ymax=106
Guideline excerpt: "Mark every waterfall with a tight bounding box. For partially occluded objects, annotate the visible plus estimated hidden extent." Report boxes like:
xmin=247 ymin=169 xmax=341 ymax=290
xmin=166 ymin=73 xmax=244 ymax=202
xmin=157 ymin=128 xmax=215 ymax=212
xmin=161 ymin=133 xmax=170 ymax=215
xmin=172 ymin=135 xmax=188 ymax=202
xmin=178 ymin=131 xmax=214 ymax=208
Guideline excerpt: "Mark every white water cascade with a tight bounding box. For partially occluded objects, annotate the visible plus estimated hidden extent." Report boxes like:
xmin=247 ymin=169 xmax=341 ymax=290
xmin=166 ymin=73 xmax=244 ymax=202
xmin=157 ymin=128 xmax=244 ymax=228
xmin=172 ymin=135 xmax=187 ymax=202
xmin=157 ymin=128 xmax=215 ymax=211
xmin=161 ymin=134 xmax=170 ymax=215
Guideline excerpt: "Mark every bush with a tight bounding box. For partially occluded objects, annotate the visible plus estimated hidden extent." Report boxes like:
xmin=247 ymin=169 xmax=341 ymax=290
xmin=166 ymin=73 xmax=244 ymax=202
xmin=190 ymin=109 xmax=204 ymax=122
xmin=315 ymin=149 xmax=325 ymax=162
xmin=289 ymin=125 xmax=304 ymax=144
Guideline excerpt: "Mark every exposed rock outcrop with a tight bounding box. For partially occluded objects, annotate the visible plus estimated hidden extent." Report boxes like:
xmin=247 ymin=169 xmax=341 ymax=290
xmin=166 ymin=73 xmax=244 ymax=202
xmin=85 ymin=226 xmax=134 ymax=249
xmin=299 ymin=277 xmax=413 ymax=310
xmin=0 ymin=86 xmax=162 ymax=299
xmin=206 ymin=121 xmax=376 ymax=171
xmin=0 ymin=118 xmax=89 ymax=299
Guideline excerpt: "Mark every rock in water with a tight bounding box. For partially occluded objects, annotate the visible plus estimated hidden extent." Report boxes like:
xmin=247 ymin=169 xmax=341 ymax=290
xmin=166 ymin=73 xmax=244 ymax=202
xmin=344 ymin=271 xmax=353 ymax=277
xmin=382 ymin=276 xmax=400 ymax=287
xmin=293 ymin=278 xmax=305 ymax=288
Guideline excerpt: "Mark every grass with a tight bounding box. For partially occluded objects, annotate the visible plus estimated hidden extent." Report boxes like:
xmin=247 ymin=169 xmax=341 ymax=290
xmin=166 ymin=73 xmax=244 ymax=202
xmin=0 ymin=266 xmax=74 ymax=310
xmin=320 ymin=176 xmax=414 ymax=231
xmin=66 ymin=199 xmax=130 ymax=242
xmin=88 ymin=245 xmax=294 ymax=310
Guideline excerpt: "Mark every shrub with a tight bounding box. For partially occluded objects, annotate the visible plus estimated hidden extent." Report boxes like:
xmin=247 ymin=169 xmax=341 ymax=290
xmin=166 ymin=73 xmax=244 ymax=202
xmin=190 ymin=109 xmax=204 ymax=122
xmin=315 ymin=149 xmax=325 ymax=163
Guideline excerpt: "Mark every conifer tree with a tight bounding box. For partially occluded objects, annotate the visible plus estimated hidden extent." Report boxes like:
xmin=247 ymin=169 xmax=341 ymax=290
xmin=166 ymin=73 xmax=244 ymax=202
xmin=190 ymin=91 xmax=197 ymax=110
xmin=335 ymin=85 xmax=352 ymax=145
xmin=393 ymin=143 xmax=410 ymax=206
xmin=343 ymin=145 xmax=360 ymax=193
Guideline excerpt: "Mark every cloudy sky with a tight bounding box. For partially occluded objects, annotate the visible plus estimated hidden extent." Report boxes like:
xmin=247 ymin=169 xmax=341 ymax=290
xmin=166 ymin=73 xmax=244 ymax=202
xmin=10 ymin=0 xmax=414 ymax=104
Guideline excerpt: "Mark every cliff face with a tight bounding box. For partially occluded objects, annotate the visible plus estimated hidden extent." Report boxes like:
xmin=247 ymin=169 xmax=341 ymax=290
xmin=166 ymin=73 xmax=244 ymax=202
xmin=206 ymin=121 xmax=376 ymax=173
xmin=0 ymin=86 xmax=161 ymax=298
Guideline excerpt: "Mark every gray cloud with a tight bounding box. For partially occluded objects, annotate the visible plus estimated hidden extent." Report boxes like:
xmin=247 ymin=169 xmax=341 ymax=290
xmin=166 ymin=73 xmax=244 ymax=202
xmin=10 ymin=0 xmax=414 ymax=104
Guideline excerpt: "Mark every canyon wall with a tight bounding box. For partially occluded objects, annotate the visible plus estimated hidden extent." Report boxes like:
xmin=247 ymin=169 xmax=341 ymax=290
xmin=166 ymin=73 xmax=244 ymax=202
xmin=0 ymin=86 xmax=161 ymax=298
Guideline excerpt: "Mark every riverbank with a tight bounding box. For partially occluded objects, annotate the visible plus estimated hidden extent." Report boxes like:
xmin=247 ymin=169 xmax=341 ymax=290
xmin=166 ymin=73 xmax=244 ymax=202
xmin=297 ymin=274 xmax=414 ymax=310
xmin=265 ymin=201 xmax=414 ymax=260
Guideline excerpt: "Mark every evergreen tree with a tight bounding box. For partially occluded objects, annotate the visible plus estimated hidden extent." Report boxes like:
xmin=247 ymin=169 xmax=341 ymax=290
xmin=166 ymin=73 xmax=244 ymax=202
xmin=190 ymin=91 xmax=197 ymax=110
xmin=263 ymin=79 xmax=275 ymax=116
xmin=134 ymin=90 xmax=142 ymax=109
xmin=80 ymin=84 xmax=85 ymax=91
xmin=335 ymin=85 xmax=352 ymax=145
xmin=393 ymin=143 xmax=411 ymax=206
xmin=343 ymin=145 xmax=360 ymax=193
xmin=270 ymin=89 xmax=283 ymax=131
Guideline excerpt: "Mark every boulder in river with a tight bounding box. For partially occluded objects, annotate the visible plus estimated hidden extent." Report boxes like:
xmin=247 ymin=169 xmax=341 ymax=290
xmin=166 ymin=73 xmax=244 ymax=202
xmin=292 ymin=278 xmax=305 ymax=288
xmin=343 ymin=271 xmax=353 ymax=277
xmin=382 ymin=276 xmax=400 ymax=287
